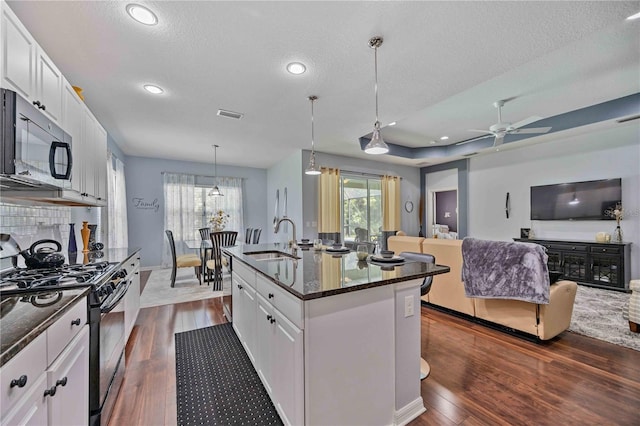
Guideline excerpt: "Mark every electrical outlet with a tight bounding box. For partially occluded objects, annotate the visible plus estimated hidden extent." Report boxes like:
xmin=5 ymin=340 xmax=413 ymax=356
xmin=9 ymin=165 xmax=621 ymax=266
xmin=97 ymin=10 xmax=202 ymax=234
xmin=404 ymin=295 xmax=414 ymax=317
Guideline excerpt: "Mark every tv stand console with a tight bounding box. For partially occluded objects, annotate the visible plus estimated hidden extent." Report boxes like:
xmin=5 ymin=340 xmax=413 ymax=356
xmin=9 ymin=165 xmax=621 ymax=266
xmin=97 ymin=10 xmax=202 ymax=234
xmin=514 ymin=238 xmax=631 ymax=291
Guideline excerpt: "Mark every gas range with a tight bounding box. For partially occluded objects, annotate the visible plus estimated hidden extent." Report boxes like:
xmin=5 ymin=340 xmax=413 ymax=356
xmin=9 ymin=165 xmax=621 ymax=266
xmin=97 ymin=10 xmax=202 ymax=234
xmin=0 ymin=261 xmax=119 ymax=298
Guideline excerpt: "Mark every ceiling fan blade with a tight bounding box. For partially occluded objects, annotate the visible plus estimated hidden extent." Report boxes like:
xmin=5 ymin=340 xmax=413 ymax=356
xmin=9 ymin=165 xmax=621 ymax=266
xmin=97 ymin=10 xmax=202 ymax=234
xmin=468 ymin=129 xmax=491 ymax=133
xmin=493 ymin=134 xmax=505 ymax=147
xmin=510 ymin=115 xmax=543 ymax=129
xmin=456 ymin=133 xmax=493 ymax=145
xmin=510 ymin=126 xmax=552 ymax=134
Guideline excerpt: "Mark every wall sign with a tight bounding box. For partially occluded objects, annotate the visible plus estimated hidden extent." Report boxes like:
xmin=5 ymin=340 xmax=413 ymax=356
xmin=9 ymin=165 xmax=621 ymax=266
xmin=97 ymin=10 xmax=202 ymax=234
xmin=132 ymin=197 xmax=160 ymax=212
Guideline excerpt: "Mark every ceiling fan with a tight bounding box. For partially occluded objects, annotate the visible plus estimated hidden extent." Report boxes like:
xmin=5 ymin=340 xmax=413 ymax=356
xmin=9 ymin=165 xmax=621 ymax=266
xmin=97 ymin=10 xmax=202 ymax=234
xmin=459 ymin=100 xmax=551 ymax=147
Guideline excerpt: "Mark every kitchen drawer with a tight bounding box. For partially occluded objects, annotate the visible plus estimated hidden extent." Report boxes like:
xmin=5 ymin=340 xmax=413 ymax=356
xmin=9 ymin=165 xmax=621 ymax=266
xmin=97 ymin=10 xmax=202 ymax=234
xmin=550 ymin=243 xmax=587 ymax=252
xmin=590 ymin=246 xmax=621 ymax=255
xmin=46 ymin=296 xmax=87 ymax=365
xmin=256 ymin=275 xmax=303 ymax=329
xmin=0 ymin=332 xmax=47 ymax=417
xmin=234 ymin=261 xmax=256 ymax=289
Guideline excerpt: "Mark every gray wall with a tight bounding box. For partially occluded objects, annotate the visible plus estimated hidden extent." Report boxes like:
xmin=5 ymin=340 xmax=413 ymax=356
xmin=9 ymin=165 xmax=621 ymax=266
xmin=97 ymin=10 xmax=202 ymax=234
xmin=125 ymin=155 xmax=268 ymax=267
xmin=266 ymin=151 xmax=303 ymax=244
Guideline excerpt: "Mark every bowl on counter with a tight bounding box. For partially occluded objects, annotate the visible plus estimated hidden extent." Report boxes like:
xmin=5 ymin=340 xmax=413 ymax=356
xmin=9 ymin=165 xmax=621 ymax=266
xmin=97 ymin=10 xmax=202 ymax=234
xmin=380 ymin=250 xmax=394 ymax=259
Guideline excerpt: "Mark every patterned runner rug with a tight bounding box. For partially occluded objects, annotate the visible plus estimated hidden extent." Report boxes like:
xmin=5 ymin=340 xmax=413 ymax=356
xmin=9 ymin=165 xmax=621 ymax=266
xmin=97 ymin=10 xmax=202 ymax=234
xmin=175 ymin=323 xmax=283 ymax=425
xmin=568 ymin=285 xmax=639 ymax=351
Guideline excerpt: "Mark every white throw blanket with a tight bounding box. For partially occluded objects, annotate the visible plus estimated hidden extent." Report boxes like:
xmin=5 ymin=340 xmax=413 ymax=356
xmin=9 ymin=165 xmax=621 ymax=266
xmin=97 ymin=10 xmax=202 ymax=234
xmin=461 ymin=238 xmax=550 ymax=304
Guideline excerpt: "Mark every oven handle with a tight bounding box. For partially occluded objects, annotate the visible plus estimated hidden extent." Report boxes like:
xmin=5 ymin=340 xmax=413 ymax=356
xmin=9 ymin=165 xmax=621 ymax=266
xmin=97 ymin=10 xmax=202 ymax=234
xmin=100 ymin=279 xmax=132 ymax=313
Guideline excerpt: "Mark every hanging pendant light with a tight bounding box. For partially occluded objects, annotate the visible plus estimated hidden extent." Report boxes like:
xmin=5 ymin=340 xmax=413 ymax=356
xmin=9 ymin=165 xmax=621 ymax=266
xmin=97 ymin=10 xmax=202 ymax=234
xmin=208 ymin=144 xmax=223 ymax=196
xmin=305 ymin=95 xmax=321 ymax=175
xmin=364 ymin=36 xmax=389 ymax=155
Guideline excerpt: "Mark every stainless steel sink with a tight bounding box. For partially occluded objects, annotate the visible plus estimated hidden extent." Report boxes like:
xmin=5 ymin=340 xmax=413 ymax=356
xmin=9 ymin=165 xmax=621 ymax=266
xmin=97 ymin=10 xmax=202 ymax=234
xmin=244 ymin=251 xmax=299 ymax=261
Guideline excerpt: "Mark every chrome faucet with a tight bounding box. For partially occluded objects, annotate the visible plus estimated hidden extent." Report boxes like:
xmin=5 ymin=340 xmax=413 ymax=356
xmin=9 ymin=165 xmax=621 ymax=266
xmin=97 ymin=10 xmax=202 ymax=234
xmin=274 ymin=217 xmax=297 ymax=249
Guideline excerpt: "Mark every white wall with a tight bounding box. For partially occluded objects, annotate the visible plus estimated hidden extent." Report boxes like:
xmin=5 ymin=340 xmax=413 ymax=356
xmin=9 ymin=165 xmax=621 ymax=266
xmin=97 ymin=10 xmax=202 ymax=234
xmin=266 ymin=151 xmax=303 ymax=244
xmin=467 ymin=124 xmax=639 ymax=277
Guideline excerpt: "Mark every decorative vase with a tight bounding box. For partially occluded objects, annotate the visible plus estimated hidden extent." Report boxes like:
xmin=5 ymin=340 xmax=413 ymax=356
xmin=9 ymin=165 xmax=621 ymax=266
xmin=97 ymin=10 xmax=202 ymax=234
xmin=212 ymin=224 xmax=225 ymax=232
xmin=614 ymin=225 xmax=623 ymax=243
xmin=68 ymin=223 xmax=78 ymax=253
xmin=88 ymin=224 xmax=98 ymax=249
xmin=81 ymin=221 xmax=90 ymax=252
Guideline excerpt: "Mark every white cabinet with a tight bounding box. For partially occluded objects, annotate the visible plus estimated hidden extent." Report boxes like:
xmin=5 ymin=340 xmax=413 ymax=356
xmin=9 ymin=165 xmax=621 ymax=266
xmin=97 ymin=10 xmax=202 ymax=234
xmin=124 ymin=255 xmax=141 ymax=342
xmin=62 ymin=79 xmax=84 ymax=194
xmin=253 ymin=276 xmax=304 ymax=426
xmin=232 ymin=262 xmax=257 ymax=364
xmin=94 ymin=123 xmax=108 ymax=203
xmin=46 ymin=326 xmax=89 ymax=426
xmin=1 ymin=296 xmax=89 ymax=426
xmin=1 ymin=3 xmax=62 ymax=124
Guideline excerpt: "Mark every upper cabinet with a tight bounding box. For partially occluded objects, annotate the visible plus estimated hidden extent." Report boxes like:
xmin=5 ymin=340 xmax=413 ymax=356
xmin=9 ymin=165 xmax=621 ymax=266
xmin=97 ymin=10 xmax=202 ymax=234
xmin=2 ymin=1 xmax=107 ymax=206
xmin=1 ymin=5 xmax=62 ymax=124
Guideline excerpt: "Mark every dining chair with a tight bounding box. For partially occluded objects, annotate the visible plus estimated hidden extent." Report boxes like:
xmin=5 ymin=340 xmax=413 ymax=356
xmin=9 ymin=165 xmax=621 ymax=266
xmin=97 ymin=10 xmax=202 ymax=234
xmin=198 ymin=227 xmax=210 ymax=240
xmin=165 ymin=230 xmax=202 ymax=287
xmin=205 ymin=231 xmax=238 ymax=291
xmin=399 ymin=251 xmax=435 ymax=379
xmin=198 ymin=227 xmax=214 ymax=267
xmin=252 ymin=228 xmax=262 ymax=244
xmin=245 ymin=227 xmax=253 ymax=244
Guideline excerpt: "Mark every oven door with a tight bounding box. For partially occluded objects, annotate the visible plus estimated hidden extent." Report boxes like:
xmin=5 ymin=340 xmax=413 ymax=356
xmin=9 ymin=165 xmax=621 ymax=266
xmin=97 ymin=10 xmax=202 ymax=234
xmin=97 ymin=279 xmax=130 ymax=425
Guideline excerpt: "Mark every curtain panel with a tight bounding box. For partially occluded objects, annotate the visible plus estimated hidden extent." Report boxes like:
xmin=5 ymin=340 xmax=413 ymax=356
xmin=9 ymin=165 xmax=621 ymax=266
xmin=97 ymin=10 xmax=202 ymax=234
xmin=318 ymin=167 xmax=341 ymax=233
xmin=381 ymin=175 xmax=401 ymax=231
xmin=163 ymin=173 xmax=196 ymax=267
xmin=106 ymin=151 xmax=128 ymax=249
xmin=210 ymin=176 xmax=244 ymax=234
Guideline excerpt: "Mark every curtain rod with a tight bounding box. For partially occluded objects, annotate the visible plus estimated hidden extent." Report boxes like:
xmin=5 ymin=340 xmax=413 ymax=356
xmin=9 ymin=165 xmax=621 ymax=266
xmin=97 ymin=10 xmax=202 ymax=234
xmin=161 ymin=171 xmax=246 ymax=180
xmin=340 ymin=169 xmax=403 ymax=180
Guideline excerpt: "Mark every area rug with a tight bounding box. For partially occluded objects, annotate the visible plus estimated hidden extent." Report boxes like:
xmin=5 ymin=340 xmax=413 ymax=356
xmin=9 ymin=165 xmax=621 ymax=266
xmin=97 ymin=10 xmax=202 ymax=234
xmin=139 ymin=268 xmax=225 ymax=309
xmin=568 ymin=285 xmax=639 ymax=351
xmin=175 ymin=323 xmax=283 ymax=425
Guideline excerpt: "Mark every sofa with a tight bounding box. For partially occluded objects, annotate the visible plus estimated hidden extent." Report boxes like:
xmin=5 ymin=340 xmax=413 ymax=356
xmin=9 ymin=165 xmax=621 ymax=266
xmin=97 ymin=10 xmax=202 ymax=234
xmin=388 ymin=236 xmax=578 ymax=340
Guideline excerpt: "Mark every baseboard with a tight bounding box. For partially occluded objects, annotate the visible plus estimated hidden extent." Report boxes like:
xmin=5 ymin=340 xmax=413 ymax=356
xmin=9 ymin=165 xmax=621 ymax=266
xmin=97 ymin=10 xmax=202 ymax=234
xmin=394 ymin=396 xmax=426 ymax=426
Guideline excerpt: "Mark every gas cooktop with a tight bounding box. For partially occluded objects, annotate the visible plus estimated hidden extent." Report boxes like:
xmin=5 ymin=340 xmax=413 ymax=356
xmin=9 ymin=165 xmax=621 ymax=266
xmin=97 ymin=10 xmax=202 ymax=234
xmin=0 ymin=261 xmax=117 ymax=293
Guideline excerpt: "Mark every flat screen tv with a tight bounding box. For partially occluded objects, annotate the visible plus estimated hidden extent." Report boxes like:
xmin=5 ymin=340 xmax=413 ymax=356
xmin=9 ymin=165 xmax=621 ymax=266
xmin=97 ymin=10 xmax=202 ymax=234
xmin=530 ymin=178 xmax=621 ymax=221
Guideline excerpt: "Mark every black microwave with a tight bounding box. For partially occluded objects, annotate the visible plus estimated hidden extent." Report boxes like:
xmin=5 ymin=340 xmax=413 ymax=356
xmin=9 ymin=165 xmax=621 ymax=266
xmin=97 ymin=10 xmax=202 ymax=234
xmin=1 ymin=88 xmax=73 ymax=190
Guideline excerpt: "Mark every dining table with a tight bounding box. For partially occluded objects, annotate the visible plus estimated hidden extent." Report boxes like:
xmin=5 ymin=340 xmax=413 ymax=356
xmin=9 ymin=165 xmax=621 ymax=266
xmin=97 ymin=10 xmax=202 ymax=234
xmin=184 ymin=239 xmax=233 ymax=283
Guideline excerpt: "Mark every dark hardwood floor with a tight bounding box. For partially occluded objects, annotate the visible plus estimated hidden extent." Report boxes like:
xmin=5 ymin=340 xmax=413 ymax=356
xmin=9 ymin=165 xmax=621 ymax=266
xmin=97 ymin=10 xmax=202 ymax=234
xmin=110 ymin=272 xmax=639 ymax=425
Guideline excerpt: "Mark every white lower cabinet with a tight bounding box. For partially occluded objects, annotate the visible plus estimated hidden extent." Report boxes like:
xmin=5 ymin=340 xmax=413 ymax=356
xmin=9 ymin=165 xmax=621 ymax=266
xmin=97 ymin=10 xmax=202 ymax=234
xmin=124 ymin=255 xmax=141 ymax=342
xmin=1 ymin=296 xmax=89 ymax=426
xmin=46 ymin=326 xmax=89 ymax=426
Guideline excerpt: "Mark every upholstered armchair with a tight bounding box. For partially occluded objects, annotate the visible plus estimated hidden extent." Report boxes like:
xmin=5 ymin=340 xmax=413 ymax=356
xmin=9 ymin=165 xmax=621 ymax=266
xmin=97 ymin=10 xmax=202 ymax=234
xmin=625 ymin=279 xmax=639 ymax=333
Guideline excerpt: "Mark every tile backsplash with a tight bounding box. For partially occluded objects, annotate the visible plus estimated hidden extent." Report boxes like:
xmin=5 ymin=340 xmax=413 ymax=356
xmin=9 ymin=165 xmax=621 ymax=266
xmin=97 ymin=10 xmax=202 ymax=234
xmin=1 ymin=202 xmax=72 ymax=269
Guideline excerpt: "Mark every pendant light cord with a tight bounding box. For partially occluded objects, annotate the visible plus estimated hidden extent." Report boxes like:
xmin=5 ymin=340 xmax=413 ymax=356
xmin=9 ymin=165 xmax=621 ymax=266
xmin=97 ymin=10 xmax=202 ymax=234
xmin=311 ymin=97 xmax=315 ymax=151
xmin=374 ymin=45 xmax=379 ymax=125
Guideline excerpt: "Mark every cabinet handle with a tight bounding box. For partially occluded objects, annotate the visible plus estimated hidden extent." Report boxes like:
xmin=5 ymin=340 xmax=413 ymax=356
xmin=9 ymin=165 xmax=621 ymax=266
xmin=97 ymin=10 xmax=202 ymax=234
xmin=56 ymin=377 xmax=68 ymax=387
xmin=44 ymin=386 xmax=57 ymax=397
xmin=571 ymin=246 xmax=576 ymax=250
xmin=266 ymin=315 xmax=272 ymax=322
xmin=135 ymin=272 xmax=139 ymax=275
xmin=10 ymin=375 xmax=27 ymax=388
xmin=268 ymin=293 xmax=274 ymax=299
xmin=71 ymin=318 xmax=81 ymax=326
xmin=32 ymin=100 xmax=41 ymax=107
xmin=39 ymin=104 xmax=46 ymax=111
xmin=237 ymin=284 xmax=243 ymax=290
xmin=270 ymin=318 xmax=276 ymax=324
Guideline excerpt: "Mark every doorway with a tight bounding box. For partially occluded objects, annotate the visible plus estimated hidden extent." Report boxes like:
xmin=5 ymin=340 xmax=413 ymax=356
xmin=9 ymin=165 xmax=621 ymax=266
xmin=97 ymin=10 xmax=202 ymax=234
xmin=432 ymin=189 xmax=458 ymax=236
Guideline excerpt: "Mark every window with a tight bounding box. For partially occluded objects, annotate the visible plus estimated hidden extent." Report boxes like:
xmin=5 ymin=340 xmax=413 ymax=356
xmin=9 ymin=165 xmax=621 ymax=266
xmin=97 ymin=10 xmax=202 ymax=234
xmin=341 ymin=175 xmax=381 ymax=243
xmin=193 ymin=180 xmax=244 ymax=235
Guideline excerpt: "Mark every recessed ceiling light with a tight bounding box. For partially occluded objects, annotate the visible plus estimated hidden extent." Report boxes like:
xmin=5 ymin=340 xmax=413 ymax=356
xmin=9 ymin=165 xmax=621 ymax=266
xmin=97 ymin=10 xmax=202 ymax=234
xmin=286 ymin=62 xmax=306 ymax=75
xmin=440 ymin=136 xmax=449 ymax=140
xmin=126 ymin=4 xmax=158 ymax=25
xmin=388 ymin=121 xmax=397 ymax=126
xmin=143 ymin=84 xmax=164 ymax=94
xmin=626 ymin=11 xmax=640 ymax=20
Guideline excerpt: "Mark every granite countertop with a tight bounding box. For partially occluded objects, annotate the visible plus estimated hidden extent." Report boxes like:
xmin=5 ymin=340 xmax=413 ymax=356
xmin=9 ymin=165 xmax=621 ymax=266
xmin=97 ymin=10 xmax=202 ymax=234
xmin=224 ymin=243 xmax=450 ymax=301
xmin=0 ymin=287 xmax=90 ymax=366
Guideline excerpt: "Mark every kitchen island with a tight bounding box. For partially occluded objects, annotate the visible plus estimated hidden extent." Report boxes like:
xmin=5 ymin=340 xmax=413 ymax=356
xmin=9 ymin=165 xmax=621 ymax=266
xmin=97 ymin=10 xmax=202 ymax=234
xmin=224 ymin=243 xmax=450 ymax=426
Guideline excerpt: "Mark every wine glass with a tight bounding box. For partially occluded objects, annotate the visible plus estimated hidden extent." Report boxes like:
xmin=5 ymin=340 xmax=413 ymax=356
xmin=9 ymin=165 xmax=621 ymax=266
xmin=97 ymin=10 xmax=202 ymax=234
xmin=356 ymin=244 xmax=369 ymax=261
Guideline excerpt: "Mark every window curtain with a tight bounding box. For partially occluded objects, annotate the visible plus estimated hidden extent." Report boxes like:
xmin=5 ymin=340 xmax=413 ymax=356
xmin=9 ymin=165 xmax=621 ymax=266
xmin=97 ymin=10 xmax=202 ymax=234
xmin=381 ymin=175 xmax=401 ymax=231
xmin=209 ymin=176 xmax=244 ymax=233
xmin=163 ymin=172 xmax=196 ymax=267
xmin=318 ymin=167 xmax=341 ymax=242
xmin=106 ymin=151 xmax=128 ymax=248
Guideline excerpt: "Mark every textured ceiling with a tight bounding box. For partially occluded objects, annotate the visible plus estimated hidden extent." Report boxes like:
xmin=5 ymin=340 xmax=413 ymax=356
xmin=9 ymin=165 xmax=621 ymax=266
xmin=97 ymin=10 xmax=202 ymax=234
xmin=7 ymin=1 xmax=640 ymax=169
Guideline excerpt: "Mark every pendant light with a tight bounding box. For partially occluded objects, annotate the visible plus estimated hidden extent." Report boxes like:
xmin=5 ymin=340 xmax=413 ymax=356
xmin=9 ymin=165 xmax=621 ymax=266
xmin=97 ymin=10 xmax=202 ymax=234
xmin=305 ymin=95 xmax=321 ymax=175
xmin=208 ymin=144 xmax=223 ymax=196
xmin=364 ymin=36 xmax=389 ymax=155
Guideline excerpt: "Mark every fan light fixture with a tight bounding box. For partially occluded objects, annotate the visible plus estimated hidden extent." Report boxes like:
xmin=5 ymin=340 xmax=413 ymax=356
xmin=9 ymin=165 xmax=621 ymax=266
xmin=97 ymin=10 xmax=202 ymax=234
xmin=287 ymin=62 xmax=306 ymax=75
xmin=364 ymin=36 xmax=389 ymax=155
xmin=305 ymin=96 xmax=321 ymax=176
xmin=209 ymin=144 xmax=223 ymax=197
xmin=143 ymin=84 xmax=163 ymax=94
xmin=569 ymin=192 xmax=580 ymax=205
